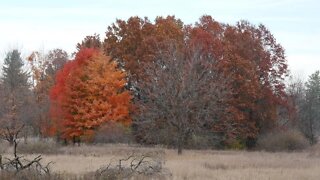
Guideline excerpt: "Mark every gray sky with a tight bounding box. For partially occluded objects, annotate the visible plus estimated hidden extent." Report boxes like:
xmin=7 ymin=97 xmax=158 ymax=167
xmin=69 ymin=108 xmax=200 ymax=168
xmin=0 ymin=0 xmax=319 ymax=77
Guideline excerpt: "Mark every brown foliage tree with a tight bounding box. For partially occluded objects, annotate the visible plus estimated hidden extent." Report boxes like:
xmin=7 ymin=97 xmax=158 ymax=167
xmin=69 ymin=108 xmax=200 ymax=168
xmin=27 ymin=49 xmax=68 ymax=137
xmin=76 ymin=34 xmax=102 ymax=51
xmin=104 ymin=16 xmax=184 ymax=83
xmin=192 ymin=16 xmax=289 ymax=145
xmin=104 ymin=15 xmax=289 ymax=148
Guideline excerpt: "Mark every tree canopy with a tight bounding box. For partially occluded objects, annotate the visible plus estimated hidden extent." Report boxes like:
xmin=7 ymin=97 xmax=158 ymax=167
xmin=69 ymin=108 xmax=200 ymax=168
xmin=49 ymin=48 xmax=131 ymax=142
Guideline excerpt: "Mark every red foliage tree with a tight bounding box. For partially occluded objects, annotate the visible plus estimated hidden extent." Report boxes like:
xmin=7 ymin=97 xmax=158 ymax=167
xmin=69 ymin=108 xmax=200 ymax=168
xmin=192 ymin=16 xmax=288 ymax=143
xmin=49 ymin=48 xmax=131 ymax=142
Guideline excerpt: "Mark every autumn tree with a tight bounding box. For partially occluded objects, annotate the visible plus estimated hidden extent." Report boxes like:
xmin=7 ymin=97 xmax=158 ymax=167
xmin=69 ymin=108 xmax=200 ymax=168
xmin=299 ymin=71 xmax=320 ymax=144
xmin=191 ymin=16 xmax=288 ymax=146
xmin=134 ymin=41 xmax=229 ymax=154
xmin=104 ymin=16 xmax=152 ymax=80
xmin=27 ymin=49 xmax=68 ymax=137
xmin=77 ymin=34 xmax=102 ymax=51
xmin=0 ymin=50 xmax=31 ymax=145
xmin=104 ymin=15 xmax=289 ymax=148
xmin=46 ymin=49 xmax=69 ymax=74
xmin=50 ymin=48 xmax=131 ymax=143
xmin=104 ymin=16 xmax=185 ymax=96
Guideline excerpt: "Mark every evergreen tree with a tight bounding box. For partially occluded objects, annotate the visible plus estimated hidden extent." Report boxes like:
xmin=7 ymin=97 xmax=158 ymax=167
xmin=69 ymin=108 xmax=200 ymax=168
xmin=300 ymin=71 xmax=320 ymax=144
xmin=2 ymin=50 xmax=29 ymax=90
xmin=0 ymin=49 xmax=31 ymax=144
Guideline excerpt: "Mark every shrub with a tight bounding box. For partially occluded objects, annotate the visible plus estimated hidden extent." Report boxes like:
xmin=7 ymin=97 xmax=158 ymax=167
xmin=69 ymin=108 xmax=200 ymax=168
xmin=90 ymin=152 xmax=171 ymax=180
xmin=185 ymin=132 xmax=222 ymax=150
xmin=257 ymin=129 xmax=309 ymax=152
xmin=17 ymin=139 xmax=61 ymax=154
xmin=93 ymin=122 xmax=133 ymax=144
xmin=308 ymin=143 xmax=320 ymax=157
xmin=0 ymin=137 xmax=60 ymax=180
xmin=0 ymin=140 xmax=8 ymax=154
xmin=226 ymin=138 xmax=246 ymax=150
xmin=0 ymin=170 xmax=65 ymax=180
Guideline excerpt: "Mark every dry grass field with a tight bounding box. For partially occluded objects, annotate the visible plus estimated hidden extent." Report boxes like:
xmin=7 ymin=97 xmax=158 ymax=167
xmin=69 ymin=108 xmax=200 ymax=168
xmin=2 ymin=141 xmax=320 ymax=180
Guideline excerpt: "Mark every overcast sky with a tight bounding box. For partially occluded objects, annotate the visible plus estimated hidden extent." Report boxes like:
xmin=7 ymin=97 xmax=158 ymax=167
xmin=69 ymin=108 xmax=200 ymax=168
xmin=0 ymin=0 xmax=319 ymax=78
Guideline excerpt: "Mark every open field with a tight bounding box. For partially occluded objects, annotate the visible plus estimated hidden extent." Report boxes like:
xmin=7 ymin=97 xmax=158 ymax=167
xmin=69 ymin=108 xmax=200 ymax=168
xmin=2 ymin=141 xmax=320 ymax=180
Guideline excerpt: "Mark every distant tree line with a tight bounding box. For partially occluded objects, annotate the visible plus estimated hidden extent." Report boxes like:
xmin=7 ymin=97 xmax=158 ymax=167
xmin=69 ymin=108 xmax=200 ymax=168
xmin=0 ymin=15 xmax=319 ymax=154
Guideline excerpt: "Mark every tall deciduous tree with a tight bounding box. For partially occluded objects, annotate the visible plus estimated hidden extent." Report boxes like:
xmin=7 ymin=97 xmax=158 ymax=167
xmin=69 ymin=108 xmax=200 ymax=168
xmin=46 ymin=49 xmax=69 ymax=74
xmin=104 ymin=15 xmax=289 ymax=148
xmin=104 ymin=16 xmax=184 ymax=85
xmin=192 ymin=16 xmax=288 ymax=145
xmin=134 ymin=41 xmax=229 ymax=154
xmin=27 ymin=49 xmax=68 ymax=137
xmin=0 ymin=50 xmax=31 ymax=145
xmin=284 ymin=75 xmax=306 ymax=128
xmin=77 ymin=34 xmax=102 ymax=51
xmin=50 ymin=48 xmax=131 ymax=142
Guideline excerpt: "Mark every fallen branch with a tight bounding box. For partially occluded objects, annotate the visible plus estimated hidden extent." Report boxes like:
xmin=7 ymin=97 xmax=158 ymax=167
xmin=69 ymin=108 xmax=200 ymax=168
xmin=0 ymin=126 xmax=52 ymax=176
xmin=95 ymin=151 xmax=170 ymax=179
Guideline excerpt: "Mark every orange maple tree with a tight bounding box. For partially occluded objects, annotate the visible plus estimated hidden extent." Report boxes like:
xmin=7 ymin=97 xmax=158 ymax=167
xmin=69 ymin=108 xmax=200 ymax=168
xmin=49 ymin=48 xmax=131 ymax=142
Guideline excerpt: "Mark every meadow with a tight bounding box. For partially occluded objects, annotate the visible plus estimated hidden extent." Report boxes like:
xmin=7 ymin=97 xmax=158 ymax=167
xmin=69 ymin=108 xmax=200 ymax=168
xmin=1 ymin=140 xmax=320 ymax=180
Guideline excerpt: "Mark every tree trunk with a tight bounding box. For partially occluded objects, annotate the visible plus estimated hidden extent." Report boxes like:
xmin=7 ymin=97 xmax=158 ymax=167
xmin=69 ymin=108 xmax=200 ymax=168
xmin=177 ymin=135 xmax=183 ymax=155
xmin=23 ymin=131 xmax=28 ymax=144
xmin=72 ymin=136 xmax=76 ymax=145
xmin=0 ymin=155 xmax=3 ymax=170
xmin=177 ymin=145 xmax=182 ymax=155
xmin=309 ymin=121 xmax=315 ymax=145
xmin=8 ymin=136 xmax=14 ymax=146
xmin=63 ymin=138 xmax=68 ymax=145
xmin=38 ymin=125 xmax=43 ymax=140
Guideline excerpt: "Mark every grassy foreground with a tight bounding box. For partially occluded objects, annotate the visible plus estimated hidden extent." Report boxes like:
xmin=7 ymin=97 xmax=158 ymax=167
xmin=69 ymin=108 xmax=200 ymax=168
xmin=1 ymin=141 xmax=320 ymax=180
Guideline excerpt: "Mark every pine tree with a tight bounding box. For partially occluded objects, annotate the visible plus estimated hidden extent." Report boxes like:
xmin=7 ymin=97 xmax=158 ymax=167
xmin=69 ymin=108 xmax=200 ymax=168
xmin=2 ymin=50 xmax=29 ymax=90
xmin=0 ymin=49 xmax=30 ymax=145
xmin=300 ymin=71 xmax=320 ymax=144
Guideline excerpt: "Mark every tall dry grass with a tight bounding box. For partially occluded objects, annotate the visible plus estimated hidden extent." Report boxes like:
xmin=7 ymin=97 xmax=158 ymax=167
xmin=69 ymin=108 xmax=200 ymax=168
xmin=0 ymin=140 xmax=8 ymax=154
xmin=257 ymin=129 xmax=309 ymax=152
xmin=2 ymin=142 xmax=320 ymax=179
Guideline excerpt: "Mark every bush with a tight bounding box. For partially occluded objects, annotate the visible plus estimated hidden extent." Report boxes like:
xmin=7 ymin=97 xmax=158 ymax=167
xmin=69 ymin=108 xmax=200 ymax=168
xmin=185 ymin=132 xmax=222 ymax=150
xmin=0 ymin=170 xmax=86 ymax=180
xmin=93 ymin=122 xmax=133 ymax=144
xmin=308 ymin=143 xmax=320 ymax=157
xmin=0 ymin=140 xmax=8 ymax=154
xmin=17 ymin=139 xmax=61 ymax=154
xmin=90 ymin=152 xmax=171 ymax=180
xmin=0 ymin=170 xmax=63 ymax=180
xmin=225 ymin=138 xmax=246 ymax=150
xmin=257 ymin=129 xmax=309 ymax=152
